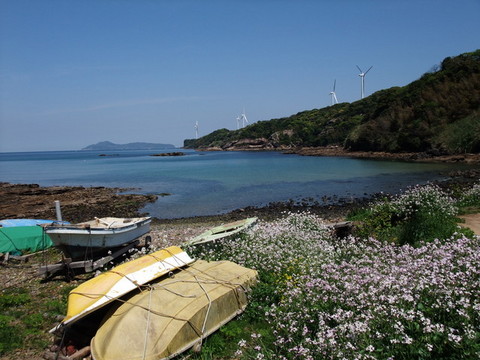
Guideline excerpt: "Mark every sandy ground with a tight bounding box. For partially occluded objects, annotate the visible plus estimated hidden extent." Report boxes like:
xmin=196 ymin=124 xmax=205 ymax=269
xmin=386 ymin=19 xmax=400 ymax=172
xmin=459 ymin=213 xmax=480 ymax=235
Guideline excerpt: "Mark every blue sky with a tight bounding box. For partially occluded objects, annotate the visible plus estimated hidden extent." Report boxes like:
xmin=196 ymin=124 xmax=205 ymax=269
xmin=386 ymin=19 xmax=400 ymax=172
xmin=1 ymin=0 xmax=479 ymax=152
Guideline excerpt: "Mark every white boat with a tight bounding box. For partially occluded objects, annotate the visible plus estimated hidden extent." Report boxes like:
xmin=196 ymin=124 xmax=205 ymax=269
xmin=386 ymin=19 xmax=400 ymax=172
xmin=43 ymin=217 xmax=152 ymax=260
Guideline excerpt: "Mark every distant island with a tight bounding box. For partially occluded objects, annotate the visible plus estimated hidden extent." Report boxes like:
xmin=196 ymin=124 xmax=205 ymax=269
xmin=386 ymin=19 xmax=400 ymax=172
xmin=82 ymin=141 xmax=176 ymax=151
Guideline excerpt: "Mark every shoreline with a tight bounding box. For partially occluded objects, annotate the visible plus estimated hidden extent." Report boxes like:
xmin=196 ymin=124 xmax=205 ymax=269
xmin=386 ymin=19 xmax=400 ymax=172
xmin=197 ymin=145 xmax=480 ymax=164
xmin=0 ymin=182 xmax=367 ymax=225
xmin=2 ymin=161 xmax=479 ymax=225
xmin=288 ymin=146 xmax=480 ymax=163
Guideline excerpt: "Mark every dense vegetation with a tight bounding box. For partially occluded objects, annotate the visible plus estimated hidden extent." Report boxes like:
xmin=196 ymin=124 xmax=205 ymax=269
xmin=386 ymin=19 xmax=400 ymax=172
xmin=185 ymin=50 xmax=480 ymax=154
xmin=183 ymin=182 xmax=480 ymax=359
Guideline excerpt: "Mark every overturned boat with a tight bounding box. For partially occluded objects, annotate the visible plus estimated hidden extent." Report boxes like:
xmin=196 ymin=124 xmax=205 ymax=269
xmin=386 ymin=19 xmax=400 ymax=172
xmin=43 ymin=217 xmax=151 ymax=260
xmin=50 ymin=246 xmax=194 ymax=333
xmin=90 ymin=259 xmax=258 ymax=360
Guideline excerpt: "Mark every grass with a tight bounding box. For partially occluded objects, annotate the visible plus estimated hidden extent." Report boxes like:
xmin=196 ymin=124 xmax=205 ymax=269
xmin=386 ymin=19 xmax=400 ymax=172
xmin=0 ymin=283 xmax=77 ymax=356
xmin=0 ymin=247 xmax=87 ymax=358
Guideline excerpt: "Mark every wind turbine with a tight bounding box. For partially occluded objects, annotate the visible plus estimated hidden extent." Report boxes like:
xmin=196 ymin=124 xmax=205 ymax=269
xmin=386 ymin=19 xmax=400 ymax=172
xmin=239 ymin=108 xmax=248 ymax=128
xmin=329 ymin=79 xmax=339 ymax=105
xmin=194 ymin=121 xmax=199 ymax=139
xmin=356 ymin=65 xmax=373 ymax=99
xmin=236 ymin=115 xmax=241 ymax=130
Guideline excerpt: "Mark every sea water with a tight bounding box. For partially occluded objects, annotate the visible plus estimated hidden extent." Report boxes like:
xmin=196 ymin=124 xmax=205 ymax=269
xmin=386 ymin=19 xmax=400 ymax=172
xmin=0 ymin=149 xmax=472 ymax=218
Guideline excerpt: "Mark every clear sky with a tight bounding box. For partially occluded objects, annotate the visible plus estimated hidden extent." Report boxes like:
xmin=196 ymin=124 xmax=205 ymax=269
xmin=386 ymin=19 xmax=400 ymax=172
xmin=1 ymin=0 xmax=479 ymax=152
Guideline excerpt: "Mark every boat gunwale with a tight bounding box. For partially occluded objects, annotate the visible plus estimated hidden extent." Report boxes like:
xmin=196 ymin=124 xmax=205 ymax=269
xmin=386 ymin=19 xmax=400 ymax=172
xmin=43 ymin=217 xmax=151 ymax=234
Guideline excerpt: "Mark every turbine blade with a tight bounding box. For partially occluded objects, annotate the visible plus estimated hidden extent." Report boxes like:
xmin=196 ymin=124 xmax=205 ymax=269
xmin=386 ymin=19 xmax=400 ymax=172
xmin=333 ymin=79 xmax=336 ymax=91
xmin=365 ymin=66 xmax=373 ymax=74
xmin=356 ymin=65 xmax=363 ymax=73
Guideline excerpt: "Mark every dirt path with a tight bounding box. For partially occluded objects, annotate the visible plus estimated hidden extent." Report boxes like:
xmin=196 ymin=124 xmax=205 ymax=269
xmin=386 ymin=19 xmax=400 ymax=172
xmin=459 ymin=213 xmax=480 ymax=235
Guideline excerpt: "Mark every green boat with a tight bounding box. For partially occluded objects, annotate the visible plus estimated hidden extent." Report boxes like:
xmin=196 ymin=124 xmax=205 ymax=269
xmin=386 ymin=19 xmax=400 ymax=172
xmin=185 ymin=217 xmax=257 ymax=246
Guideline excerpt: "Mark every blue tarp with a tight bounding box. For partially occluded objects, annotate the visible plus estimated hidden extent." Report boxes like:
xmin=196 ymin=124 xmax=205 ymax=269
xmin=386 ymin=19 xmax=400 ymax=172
xmin=0 ymin=219 xmax=68 ymax=227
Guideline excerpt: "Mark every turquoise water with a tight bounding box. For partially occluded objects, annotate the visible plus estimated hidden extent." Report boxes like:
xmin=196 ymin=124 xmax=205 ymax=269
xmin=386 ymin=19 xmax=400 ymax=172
xmin=0 ymin=150 xmax=471 ymax=218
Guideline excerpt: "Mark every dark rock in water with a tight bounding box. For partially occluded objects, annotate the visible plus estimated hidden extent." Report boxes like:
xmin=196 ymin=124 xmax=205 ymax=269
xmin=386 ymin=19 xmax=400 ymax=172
xmin=150 ymin=152 xmax=185 ymax=157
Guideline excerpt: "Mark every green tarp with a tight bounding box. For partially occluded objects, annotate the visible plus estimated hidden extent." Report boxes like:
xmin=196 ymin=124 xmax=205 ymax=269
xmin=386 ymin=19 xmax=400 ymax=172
xmin=0 ymin=226 xmax=53 ymax=254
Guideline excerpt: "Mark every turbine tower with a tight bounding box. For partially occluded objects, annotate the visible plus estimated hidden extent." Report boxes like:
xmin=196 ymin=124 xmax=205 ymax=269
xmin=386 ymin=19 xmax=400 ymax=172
xmin=356 ymin=65 xmax=373 ymax=99
xmin=239 ymin=108 xmax=248 ymax=128
xmin=194 ymin=121 xmax=199 ymax=139
xmin=329 ymin=79 xmax=339 ymax=105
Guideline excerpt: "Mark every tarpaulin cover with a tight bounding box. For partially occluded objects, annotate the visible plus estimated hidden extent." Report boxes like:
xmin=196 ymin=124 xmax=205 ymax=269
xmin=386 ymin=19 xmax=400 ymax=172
xmin=0 ymin=219 xmax=60 ymax=227
xmin=91 ymin=260 xmax=258 ymax=360
xmin=0 ymin=226 xmax=53 ymax=254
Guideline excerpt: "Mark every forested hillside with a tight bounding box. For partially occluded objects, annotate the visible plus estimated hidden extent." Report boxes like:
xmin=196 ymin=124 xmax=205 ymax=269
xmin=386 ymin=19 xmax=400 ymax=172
xmin=185 ymin=50 xmax=480 ymax=154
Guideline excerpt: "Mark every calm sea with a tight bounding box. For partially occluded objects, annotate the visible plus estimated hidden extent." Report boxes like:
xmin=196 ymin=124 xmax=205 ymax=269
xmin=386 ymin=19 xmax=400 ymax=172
xmin=0 ymin=149 xmax=472 ymax=219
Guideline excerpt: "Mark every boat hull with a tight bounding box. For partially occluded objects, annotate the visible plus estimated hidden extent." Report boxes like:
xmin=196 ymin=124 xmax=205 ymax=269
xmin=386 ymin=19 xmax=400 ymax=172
xmin=186 ymin=217 xmax=257 ymax=245
xmin=50 ymin=246 xmax=194 ymax=333
xmin=44 ymin=217 xmax=151 ymax=260
xmin=91 ymin=260 xmax=258 ymax=360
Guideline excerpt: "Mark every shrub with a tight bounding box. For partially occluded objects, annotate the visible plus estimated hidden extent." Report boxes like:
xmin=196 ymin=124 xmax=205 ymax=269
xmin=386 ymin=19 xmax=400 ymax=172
xmin=351 ymin=184 xmax=459 ymax=246
xmin=458 ymin=182 xmax=480 ymax=209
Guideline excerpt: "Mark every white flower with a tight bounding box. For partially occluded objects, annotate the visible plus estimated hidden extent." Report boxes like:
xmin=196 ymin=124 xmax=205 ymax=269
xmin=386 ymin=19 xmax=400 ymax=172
xmin=234 ymin=349 xmax=243 ymax=356
xmin=237 ymin=339 xmax=247 ymax=348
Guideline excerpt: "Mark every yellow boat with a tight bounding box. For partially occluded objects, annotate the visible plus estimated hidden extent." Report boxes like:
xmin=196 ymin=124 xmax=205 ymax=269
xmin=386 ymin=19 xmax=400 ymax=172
xmin=91 ymin=260 xmax=258 ymax=360
xmin=50 ymin=246 xmax=194 ymax=333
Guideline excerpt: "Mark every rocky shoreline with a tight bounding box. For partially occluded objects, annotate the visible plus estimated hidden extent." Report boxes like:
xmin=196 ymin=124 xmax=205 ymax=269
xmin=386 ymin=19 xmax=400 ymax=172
xmin=0 ymin=182 xmax=157 ymax=224
xmin=288 ymin=146 xmax=480 ymax=163
xmin=197 ymin=144 xmax=480 ymax=163
xmin=0 ymin=182 xmax=365 ymax=226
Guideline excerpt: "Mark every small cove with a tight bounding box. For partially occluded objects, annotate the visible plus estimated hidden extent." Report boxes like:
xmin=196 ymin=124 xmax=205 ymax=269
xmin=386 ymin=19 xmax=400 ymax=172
xmin=0 ymin=149 xmax=474 ymax=218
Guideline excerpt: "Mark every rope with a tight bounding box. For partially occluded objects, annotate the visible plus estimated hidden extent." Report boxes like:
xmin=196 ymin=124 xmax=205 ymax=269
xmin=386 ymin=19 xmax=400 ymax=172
xmin=42 ymin=227 xmax=48 ymax=274
xmin=195 ymin=274 xmax=212 ymax=346
xmin=83 ymin=229 xmax=94 ymax=264
xmin=142 ymin=287 xmax=153 ymax=360
xmin=55 ymin=325 xmax=68 ymax=360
